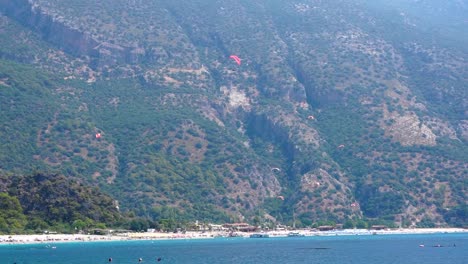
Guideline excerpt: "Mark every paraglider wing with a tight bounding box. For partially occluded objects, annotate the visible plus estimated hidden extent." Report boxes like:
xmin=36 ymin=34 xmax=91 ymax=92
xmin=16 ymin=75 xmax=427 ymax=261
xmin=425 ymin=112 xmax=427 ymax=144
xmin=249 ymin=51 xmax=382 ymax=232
xmin=272 ymin=167 xmax=281 ymax=173
xmin=95 ymin=133 xmax=101 ymax=139
xmin=229 ymin=55 xmax=241 ymax=65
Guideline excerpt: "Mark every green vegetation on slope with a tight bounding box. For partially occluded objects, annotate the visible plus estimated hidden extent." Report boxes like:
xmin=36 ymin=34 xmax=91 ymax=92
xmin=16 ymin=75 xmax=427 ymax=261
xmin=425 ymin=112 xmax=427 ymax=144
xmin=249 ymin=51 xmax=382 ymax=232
xmin=0 ymin=0 xmax=466 ymax=228
xmin=0 ymin=172 xmax=122 ymax=234
xmin=0 ymin=60 xmax=58 ymax=172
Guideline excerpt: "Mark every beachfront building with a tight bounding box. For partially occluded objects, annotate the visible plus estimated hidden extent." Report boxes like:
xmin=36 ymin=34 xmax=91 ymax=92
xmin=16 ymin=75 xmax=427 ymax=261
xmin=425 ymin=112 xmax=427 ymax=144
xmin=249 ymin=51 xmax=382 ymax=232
xmin=223 ymin=223 xmax=257 ymax=232
xmin=317 ymin=225 xmax=335 ymax=231
xmin=275 ymin=224 xmax=287 ymax=231
xmin=209 ymin=224 xmax=228 ymax=231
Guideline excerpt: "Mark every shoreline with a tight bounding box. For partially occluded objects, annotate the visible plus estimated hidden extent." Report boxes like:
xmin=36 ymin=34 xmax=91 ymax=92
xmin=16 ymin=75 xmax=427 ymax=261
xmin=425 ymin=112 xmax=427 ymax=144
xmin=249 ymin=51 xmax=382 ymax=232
xmin=1 ymin=228 xmax=466 ymax=245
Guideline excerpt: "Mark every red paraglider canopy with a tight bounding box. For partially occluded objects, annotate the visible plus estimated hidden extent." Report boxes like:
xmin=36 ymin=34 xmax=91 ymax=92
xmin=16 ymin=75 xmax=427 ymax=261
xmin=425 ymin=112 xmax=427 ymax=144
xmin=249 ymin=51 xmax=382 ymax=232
xmin=95 ymin=133 xmax=102 ymax=139
xmin=229 ymin=55 xmax=241 ymax=65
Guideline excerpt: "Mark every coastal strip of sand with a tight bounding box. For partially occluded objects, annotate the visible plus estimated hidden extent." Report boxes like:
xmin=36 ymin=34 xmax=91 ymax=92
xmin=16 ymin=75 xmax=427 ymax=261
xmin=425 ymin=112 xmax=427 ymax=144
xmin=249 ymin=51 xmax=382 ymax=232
xmin=0 ymin=228 xmax=466 ymax=245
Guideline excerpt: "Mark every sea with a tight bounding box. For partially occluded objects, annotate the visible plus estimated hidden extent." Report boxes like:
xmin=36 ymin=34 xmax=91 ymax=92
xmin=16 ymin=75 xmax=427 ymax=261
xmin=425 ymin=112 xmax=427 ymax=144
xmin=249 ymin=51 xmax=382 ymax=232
xmin=0 ymin=233 xmax=466 ymax=264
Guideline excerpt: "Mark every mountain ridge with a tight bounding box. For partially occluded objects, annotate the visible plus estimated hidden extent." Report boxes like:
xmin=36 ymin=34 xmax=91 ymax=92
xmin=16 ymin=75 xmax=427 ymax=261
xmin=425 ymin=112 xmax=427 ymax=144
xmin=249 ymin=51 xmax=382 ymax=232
xmin=0 ymin=0 xmax=466 ymax=228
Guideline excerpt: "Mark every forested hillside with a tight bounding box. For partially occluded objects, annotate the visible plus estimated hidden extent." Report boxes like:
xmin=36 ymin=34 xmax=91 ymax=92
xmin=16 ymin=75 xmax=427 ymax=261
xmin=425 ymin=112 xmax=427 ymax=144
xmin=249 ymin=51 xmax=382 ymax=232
xmin=0 ymin=0 xmax=466 ymax=229
xmin=0 ymin=172 xmax=122 ymax=233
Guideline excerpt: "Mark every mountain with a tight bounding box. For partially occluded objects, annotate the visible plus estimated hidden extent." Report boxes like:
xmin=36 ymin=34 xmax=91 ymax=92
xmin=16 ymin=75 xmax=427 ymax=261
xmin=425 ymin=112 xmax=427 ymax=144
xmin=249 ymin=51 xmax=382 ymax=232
xmin=0 ymin=172 xmax=122 ymax=233
xmin=0 ymin=0 xmax=466 ymax=228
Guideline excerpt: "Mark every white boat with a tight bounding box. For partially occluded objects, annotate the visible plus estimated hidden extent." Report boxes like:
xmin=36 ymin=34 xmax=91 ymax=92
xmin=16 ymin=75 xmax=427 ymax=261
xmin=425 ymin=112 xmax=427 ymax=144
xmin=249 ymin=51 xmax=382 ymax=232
xmin=287 ymin=232 xmax=305 ymax=237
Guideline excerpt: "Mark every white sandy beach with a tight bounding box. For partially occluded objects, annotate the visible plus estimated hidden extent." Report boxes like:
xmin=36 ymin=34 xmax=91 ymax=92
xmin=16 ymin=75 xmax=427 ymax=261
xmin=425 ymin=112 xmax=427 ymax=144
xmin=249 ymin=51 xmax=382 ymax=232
xmin=0 ymin=228 xmax=466 ymax=245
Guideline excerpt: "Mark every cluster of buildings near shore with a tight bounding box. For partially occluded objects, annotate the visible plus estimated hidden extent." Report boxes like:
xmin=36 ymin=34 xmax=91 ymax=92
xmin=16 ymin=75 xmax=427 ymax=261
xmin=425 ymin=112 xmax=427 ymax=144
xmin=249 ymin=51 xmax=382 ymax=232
xmin=1 ymin=224 xmax=466 ymax=245
xmin=92 ymin=222 xmax=389 ymax=236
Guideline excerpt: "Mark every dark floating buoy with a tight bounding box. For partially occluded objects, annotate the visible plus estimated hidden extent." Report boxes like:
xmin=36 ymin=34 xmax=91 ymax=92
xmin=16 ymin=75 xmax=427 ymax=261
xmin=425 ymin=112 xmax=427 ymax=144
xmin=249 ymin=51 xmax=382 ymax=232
xmin=157 ymin=257 xmax=162 ymax=261
xmin=139 ymin=257 xmax=143 ymax=262
xmin=108 ymin=257 xmax=112 ymax=262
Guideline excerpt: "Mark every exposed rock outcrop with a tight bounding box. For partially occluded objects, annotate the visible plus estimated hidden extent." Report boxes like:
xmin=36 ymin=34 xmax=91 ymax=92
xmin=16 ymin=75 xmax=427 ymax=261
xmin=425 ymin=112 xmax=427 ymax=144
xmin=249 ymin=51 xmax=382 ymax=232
xmin=383 ymin=108 xmax=437 ymax=146
xmin=0 ymin=0 xmax=147 ymax=68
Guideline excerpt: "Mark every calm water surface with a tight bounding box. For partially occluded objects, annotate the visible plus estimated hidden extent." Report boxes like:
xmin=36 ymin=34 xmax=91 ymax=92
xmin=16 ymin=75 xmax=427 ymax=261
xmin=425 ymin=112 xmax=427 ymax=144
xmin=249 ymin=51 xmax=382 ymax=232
xmin=0 ymin=233 xmax=466 ymax=264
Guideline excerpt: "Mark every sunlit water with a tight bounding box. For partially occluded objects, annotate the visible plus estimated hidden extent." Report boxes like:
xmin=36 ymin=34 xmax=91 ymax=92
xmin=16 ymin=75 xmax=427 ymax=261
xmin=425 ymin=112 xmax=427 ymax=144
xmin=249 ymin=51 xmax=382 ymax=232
xmin=0 ymin=233 xmax=466 ymax=264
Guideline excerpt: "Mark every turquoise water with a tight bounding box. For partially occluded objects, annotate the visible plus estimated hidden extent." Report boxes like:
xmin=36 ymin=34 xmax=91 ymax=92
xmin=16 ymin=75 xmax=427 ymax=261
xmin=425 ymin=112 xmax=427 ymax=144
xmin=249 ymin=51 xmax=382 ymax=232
xmin=0 ymin=233 xmax=466 ymax=264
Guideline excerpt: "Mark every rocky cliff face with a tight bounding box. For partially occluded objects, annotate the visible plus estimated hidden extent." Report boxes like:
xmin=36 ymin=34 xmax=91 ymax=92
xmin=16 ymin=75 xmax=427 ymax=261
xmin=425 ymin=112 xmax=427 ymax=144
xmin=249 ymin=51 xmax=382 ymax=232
xmin=1 ymin=0 xmax=466 ymax=227
xmin=1 ymin=0 xmax=96 ymax=56
xmin=0 ymin=0 xmax=152 ymax=70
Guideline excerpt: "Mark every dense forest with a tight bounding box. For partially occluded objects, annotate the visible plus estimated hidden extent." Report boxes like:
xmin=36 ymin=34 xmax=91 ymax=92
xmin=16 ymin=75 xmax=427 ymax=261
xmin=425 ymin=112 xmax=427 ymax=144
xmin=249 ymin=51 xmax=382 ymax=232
xmin=0 ymin=0 xmax=466 ymax=231
xmin=0 ymin=172 xmax=122 ymax=233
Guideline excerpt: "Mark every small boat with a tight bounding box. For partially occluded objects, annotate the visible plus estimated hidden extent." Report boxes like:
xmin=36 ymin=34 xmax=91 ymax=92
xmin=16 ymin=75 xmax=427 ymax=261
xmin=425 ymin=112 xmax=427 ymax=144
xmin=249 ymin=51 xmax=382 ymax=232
xmin=249 ymin=233 xmax=269 ymax=238
xmin=287 ymin=232 xmax=305 ymax=237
